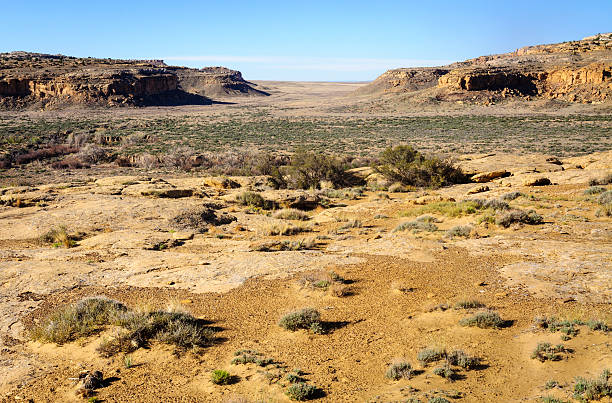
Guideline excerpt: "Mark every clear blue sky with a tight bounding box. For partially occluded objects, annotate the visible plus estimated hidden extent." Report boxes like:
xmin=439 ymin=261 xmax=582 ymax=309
xmin=2 ymin=0 xmax=610 ymax=81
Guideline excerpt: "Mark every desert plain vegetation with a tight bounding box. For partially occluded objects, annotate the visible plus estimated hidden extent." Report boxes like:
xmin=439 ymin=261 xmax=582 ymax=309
xmin=0 ymin=34 xmax=611 ymax=403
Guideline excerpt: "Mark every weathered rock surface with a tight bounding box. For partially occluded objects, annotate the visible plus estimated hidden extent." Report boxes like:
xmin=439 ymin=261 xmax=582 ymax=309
xmin=0 ymin=52 xmax=266 ymax=108
xmin=359 ymin=33 xmax=612 ymax=104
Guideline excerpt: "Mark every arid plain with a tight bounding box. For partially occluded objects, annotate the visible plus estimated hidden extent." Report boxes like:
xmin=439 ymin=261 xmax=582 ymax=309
xmin=0 ymin=35 xmax=611 ymax=403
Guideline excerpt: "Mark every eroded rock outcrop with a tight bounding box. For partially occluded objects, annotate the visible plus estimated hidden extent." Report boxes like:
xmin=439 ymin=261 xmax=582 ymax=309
xmin=0 ymin=52 xmax=266 ymax=108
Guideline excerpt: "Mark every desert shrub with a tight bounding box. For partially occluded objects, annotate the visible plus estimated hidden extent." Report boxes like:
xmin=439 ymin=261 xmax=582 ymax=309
xmin=584 ymin=186 xmax=607 ymax=195
xmin=589 ymin=172 xmax=612 ymax=186
xmin=76 ymin=144 xmax=107 ymax=164
xmin=500 ymin=191 xmax=524 ymax=201
xmin=534 ymin=317 xmax=581 ymax=339
xmin=279 ymin=308 xmax=323 ymax=333
xmin=286 ymin=373 xmax=305 ymax=384
xmin=531 ymin=342 xmax=568 ymax=362
xmin=466 ymin=198 xmax=510 ymax=211
xmin=285 ymin=382 xmax=322 ymax=401
xmin=231 ymin=349 xmax=272 ymax=366
xmin=540 ymin=397 xmax=568 ymax=403
xmin=596 ymin=203 xmax=612 ymax=217
xmin=573 ymin=369 xmax=611 ymax=401
xmin=415 ymin=215 xmax=439 ymax=223
xmin=495 ymin=209 xmax=543 ymax=227
xmin=250 ymin=238 xmax=316 ymax=252
xmin=597 ymin=190 xmax=612 ymax=205
xmin=433 ymin=363 xmax=455 ymax=380
xmin=300 ymin=270 xmax=345 ymax=290
xmin=459 ymin=311 xmax=506 ymax=329
xmin=428 ymin=397 xmax=450 ymax=403
xmin=163 ymin=146 xmax=195 ymax=170
xmin=338 ymin=219 xmax=363 ymax=230
xmin=321 ymin=187 xmax=364 ymax=200
xmin=135 ymin=153 xmax=159 ymax=169
xmin=210 ymin=370 xmax=231 ymax=385
xmin=374 ymin=145 xmax=467 ymax=188
xmin=417 ymin=347 xmax=446 ymax=365
xmin=51 ymin=156 xmax=89 ymax=169
xmin=385 ymin=360 xmax=413 ymax=380
xmin=446 ymin=350 xmax=480 ymax=369
xmin=455 ymin=300 xmax=485 ymax=310
xmin=32 ymin=297 xmax=216 ymax=355
xmin=67 ymin=132 xmax=90 ymax=148
xmin=286 ymin=150 xmax=359 ymax=190
xmin=235 ymin=191 xmax=272 ymax=209
xmin=446 ymin=225 xmax=472 ymax=238
xmin=15 ymin=145 xmax=76 ymax=165
xmin=273 ymin=208 xmax=310 ymax=221
xmin=39 ymin=225 xmax=77 ymax=248
xmin=586 ymin=320 xmax=609 ymax=332
xmin=394 ymin=220 xmax=438 ymax=233
xmin=388 ymin=182 xmax=412 ymax=193
xmin=31 ymin=297 xmax=127 ymax=343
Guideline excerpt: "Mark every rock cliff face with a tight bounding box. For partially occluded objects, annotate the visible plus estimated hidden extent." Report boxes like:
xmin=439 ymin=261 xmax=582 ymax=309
xmin=0 ymin=53 xmax=266 ymax=108
xmin=172 ymin=67 xmax=269 ymax=97
xmin=359 ymin=33 xmax=612 ymax=104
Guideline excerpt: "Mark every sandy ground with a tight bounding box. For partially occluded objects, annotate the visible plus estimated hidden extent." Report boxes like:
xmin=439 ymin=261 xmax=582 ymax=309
xmin=0 ymin=82 xmax=611 ymax=402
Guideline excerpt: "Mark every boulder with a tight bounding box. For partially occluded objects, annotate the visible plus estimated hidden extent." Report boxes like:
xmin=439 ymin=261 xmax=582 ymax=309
xmin=471 ymin=170 xmax=509 ymax=183
xmin=523 ymin=177 xmax=552 ymax=186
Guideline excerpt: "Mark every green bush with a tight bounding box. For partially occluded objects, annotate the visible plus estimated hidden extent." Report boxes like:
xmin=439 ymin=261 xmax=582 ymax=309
xmin=286 ymin=150 xmax=360 ymax=190
xmin=495 ymin=209 xmax=543 ymax=227
xmin=573 ymin=369 xmax=611 ymax=400
xmin=374 ymin=145 xmax=467 ymax=188
xmin=385 ymin=360 xmax=413 ymax=380
xmin=417 ymin=347 xmax=446 ymax=365
xmin=286 ymin=382 xmax=322 ymax=401
xmin=531 ymin=342 xmax=567 ymax=362
xmin=210 ymin=369 xmax=231 ymax=385
xmin=235 ymin=191 xmax=269 ymax=208
xmin=394 ymin=220 xmax=438 ymax=233
xmin=459 ymin=311 xmax=506 ymax=329
xmin=279 ymin=308 xmax=323 ymax=333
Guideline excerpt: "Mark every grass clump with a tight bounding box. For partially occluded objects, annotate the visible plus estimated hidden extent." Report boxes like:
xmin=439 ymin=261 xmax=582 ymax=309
xmin=428 ymin=397 xmax=451 ymax=403
xmin=446 ymin=225 xmax=473 ymax=238
xmin=260 ymin=222 xmax=311 ymax=236
xmin=459 ymin=310 xmax=507 ymax=329
xmin=573 ymin=369 xmax=611 ymax=401
xmin=279 ymin=308 xmax=323 ymax=334
xmin=285 ymin=382 xmax=322 ymax=401
xmin=394 ymin=220 xmax=438 ymax=233
xmin=417 ymin=347 xmax=446 ymax=365
xmin=454 ymin=300 xmax=485 ymax=310
xmin=400 ymin=200 xmax=483 ymax=218
xmin=534 ymin=317 xmax=581 ymax=338
xmin=374 ymin=145 xmax=467 ymax=188
xmin=273 ymin=208 xmax=310 ymax=221
xmin=495 ymin=209 xmax=543 ymax=227
xmin=40 ymin=225 xmax=77 ymax=248
xmin=540 ymin=397 xmax=568 ymax=403
xmin=210 ymin=369 xmax=231 ymax=385
xmin=531 ymin=342 xmax=569 ymax=362
xmin=31 ymin=297 xmax=217 ymax=356
xmin=385 ymin=359 xmax=413 ymax=380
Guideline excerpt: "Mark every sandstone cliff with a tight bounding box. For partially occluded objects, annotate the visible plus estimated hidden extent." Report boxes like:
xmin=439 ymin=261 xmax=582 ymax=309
xmin=0 ymin=53 xmax=266 ymax=108
xmin=358 ymin=33 xmax=612 ymax=104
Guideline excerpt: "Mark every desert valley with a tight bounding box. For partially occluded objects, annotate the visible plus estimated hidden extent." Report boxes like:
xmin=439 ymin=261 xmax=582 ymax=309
xmin=0 ymin=32 xmax=611 ymax=403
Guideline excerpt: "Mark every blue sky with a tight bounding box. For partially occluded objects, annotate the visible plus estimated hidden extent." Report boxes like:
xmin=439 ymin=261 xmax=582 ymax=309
xmin=2 ymin=1 xmax=611 ymax=81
